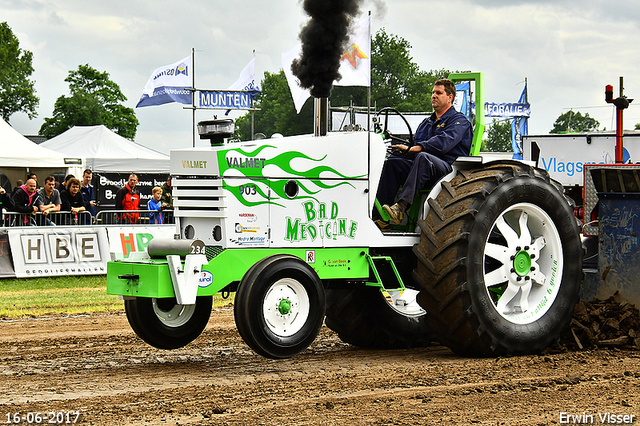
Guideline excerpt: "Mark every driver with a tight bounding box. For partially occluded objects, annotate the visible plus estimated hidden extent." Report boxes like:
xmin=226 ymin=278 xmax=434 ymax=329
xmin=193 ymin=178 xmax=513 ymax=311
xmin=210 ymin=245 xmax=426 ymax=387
xmin=377 ymin=79 xmax=472 ymax=225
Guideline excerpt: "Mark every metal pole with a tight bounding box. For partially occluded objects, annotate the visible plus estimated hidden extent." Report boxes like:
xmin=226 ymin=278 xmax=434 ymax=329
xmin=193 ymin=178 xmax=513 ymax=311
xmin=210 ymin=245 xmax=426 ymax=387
xmin=192 ymin=47 xmax=196 ymax=148
xmin=616 ymin=76 xmax=624 ymax=164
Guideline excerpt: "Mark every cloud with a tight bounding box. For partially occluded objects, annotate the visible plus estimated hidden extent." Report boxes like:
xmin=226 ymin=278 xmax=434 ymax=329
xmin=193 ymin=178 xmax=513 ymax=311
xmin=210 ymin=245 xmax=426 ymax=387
xmin=3 ymin=0 xmax=639 ymax=150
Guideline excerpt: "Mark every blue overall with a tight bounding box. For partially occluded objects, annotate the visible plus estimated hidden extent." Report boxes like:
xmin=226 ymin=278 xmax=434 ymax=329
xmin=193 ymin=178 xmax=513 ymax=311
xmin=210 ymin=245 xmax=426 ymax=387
xmin=376 ymin=107 xmax=473 ymax=207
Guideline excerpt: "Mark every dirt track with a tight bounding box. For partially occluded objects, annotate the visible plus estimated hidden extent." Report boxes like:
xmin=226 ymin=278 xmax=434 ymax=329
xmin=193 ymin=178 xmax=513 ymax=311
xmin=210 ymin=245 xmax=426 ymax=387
xmin=0 ymin=308 xmax=638 ymax=425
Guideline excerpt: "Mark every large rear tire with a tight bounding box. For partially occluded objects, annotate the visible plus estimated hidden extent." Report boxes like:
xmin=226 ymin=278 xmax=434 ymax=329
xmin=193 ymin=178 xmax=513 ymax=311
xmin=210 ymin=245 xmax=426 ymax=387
xmin=413 ymin=162 xmax=582 ymax=356
xmin=125 ymin=296 xmax=212 ymax=349
xmin=234 ymin=254 xmax=325 ymax=359
xmin=325 ymin=284 xmax=433 ymax=349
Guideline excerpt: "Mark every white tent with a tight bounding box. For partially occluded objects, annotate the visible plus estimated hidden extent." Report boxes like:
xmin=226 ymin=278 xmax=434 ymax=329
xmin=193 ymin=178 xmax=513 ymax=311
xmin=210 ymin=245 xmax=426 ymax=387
xmin=40 ymin=125 xmax=169 ymax=173
xmin=0 ymin=118 xmax=68 ymax=168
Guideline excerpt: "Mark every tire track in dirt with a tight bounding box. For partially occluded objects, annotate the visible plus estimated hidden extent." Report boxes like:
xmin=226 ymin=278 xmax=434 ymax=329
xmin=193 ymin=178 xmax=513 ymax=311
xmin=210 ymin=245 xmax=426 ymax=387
xmin=0 ymin=310 xmax=638 ymax=425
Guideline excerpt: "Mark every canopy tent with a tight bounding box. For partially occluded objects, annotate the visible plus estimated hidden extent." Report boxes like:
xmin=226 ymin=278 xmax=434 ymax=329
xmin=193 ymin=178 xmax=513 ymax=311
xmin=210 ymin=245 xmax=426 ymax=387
xmin=40 ymin=125 xmax=169 ymax=173
xmin=0 ymin=118 xmax=68 ymax=168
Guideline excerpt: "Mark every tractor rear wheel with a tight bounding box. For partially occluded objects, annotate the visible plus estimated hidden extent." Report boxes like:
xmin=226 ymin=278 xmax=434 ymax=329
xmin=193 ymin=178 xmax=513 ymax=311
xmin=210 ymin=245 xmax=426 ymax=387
xmin=413 ymin=161 xmax=582 ymax=356
xmin=325 ymin=284 xmax=433 ymax=349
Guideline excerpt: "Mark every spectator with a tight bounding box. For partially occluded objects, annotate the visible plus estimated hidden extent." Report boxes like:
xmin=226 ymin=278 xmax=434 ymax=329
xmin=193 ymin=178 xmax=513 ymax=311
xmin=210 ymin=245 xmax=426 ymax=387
xmin=80 ymin=169 xmax=96 ymax=216
xmin=11 ymin=178 xmax=39 ymax=226
xmin=60 ymin=178 xmax=88 ymax=224
xmin=56 ymin=174 xmax=74 ymax=193
xmin=0 ymin=186 xmax=13 ymax=226
xmin=27 ymin=173 xmax=37 ymax=187
xmin=37 ymin=176 xmax=61 ymax=226
xmin=147 ymin=186 xmax=165 ymax=224
xmin=11 ymin=179 xmax=24 ymax=199
xmin=115 ymin=174 xmax=140 ymax=224
xmin=161 ymin=176 xmax=173 ymax=209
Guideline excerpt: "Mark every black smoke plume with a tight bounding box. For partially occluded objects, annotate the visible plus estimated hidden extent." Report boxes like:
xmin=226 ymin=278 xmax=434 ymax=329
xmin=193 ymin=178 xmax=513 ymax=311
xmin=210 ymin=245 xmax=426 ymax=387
xmin=292 ymin=0 xmax=362 ymax=98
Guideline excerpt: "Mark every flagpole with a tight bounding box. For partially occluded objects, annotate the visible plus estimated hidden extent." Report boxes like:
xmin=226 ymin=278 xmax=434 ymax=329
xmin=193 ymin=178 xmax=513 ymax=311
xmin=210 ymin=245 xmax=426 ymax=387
xmin=367 ymin=10 xmax=371 ymax=134
xmin=251 ymin=49 xmax=255 ymax=140
xmin=192 ymin=47 xmax=196 ymax=147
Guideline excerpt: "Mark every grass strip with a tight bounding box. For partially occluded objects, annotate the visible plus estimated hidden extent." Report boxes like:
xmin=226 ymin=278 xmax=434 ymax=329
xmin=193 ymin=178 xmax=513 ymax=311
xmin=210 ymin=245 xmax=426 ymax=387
xmin=0 ymin=276 xmax=233 ymax=319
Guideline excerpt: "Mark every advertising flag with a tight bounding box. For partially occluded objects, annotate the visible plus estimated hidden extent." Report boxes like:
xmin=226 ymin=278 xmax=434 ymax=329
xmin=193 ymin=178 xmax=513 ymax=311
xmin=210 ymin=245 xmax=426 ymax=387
xmin=282 ymin=14 xmax=372 ymax=113
xmin=511 ymin=82 xmax=528 ymax=159
xmin=282 ymin=44 xmax=311 ymax=114
xmin=136 ymin=55 xmax=192 ymax=108
xmin=334 ymin=14 xmax=371 ymax=87
xmin=454 ymin=82 xmax=470 ymax=120
xmin=227 ymin=57 xmax=261 ymax=97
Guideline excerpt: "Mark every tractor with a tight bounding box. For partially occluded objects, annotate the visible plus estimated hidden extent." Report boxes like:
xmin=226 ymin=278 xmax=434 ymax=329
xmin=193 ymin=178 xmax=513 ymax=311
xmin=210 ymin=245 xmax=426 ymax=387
xmin=107 ymin=72 xmax=584 ymax=358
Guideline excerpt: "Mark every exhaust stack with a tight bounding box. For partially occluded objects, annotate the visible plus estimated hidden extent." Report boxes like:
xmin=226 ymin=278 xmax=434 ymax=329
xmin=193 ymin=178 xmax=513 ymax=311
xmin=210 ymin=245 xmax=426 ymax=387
xmin=314 ymin=98 xmax=328 ymax=136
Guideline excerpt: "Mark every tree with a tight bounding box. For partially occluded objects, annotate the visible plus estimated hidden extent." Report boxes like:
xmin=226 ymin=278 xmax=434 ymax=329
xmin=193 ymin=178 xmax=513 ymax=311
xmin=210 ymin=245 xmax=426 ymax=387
xmin=235 ymin=29 xmax=448 ymax=140
xmin=635 ymin=123 xmax=640 ymax=130
xmin=39 ymin=64 xmax=138 ymax=139
xmin=0 ymin=22 xmax=39 ymax=122
xmin=550 ymin=110 xmax=599 ymax=134
xmin=482 ymin=119 xmax=512 ymax=152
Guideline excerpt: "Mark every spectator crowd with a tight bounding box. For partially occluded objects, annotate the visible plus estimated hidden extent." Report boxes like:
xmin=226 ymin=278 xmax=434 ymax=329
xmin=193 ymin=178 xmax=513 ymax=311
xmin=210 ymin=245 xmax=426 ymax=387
xmin=0 ymin=171 xmax=173 ymax=227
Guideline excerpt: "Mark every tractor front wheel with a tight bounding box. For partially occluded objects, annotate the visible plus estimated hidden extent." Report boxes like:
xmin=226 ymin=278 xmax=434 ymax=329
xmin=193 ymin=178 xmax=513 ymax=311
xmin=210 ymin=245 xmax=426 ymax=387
xmin=234 ymin=254 xmax=326 ymax=359
xmin=125 ymin=296 xmax=212 ymax=349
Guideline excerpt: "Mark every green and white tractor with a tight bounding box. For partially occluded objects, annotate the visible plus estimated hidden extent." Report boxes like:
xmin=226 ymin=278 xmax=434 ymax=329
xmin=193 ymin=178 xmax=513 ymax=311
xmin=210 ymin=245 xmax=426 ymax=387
xmin=107 ymin=72 xmax=583 ymax=358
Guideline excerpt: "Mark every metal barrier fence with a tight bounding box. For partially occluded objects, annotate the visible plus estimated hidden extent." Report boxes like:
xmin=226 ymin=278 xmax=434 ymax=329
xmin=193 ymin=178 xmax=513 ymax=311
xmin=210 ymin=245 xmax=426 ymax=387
xmin=1 ymin=209 xmax=174 ymax=227
xmin=95 ymin=209 xmax=175 ymax=225
xmin=1 ymin=211 xmax=94 ymax=227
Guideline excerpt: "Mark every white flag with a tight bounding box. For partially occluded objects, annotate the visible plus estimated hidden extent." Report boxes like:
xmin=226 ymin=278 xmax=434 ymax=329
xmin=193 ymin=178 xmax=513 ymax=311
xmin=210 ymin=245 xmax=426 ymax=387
xmin=282 ymin=14 xmax=372 ymax=114
xmin=281 ymin=44 xmax=311 ymax=114
xmin=136 ymin=55 xmax=192 ymax=108
xmin=335 ymin=14 xmax=371 ymax=87
xmin=228 ymin=57 xmax=261 ymax=96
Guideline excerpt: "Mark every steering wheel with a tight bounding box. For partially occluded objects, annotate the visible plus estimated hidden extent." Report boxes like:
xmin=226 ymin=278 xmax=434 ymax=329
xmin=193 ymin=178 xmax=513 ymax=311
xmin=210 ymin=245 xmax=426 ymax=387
xmin=373 ymin=107 xmax=414 ymax=155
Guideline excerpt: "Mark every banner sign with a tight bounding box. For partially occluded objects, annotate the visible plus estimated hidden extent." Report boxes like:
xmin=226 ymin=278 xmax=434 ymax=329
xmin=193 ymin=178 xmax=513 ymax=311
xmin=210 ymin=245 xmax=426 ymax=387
xmin=95 ymin=172 xmax=168 ymax=211
xmin=0 ymin=229 xmax=15 ymax=278
xmin=106 ymin=225 xmax=176 ymax=260
xmin=485 ymin=102 xmax=531 ymax=118
xmin=199 ymin=91 xmax=253 ymax=110
xmin=8 ymin=227 xmax=110 ymax=278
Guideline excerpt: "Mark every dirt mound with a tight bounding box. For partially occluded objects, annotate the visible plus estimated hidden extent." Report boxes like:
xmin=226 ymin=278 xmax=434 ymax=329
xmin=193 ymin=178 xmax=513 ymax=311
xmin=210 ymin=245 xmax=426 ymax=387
xmin=554 ymin=292 xmax=640 ymax=351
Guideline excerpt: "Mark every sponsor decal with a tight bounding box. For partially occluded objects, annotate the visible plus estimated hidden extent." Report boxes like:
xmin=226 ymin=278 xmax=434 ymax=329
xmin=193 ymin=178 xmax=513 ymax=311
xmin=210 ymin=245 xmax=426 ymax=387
xmin=235 ymin=223 xmax=260 ymax=233
xmin=229 ymin=236 xmax=267 ymax=246
xmin=306 ymin=250 xmax=315 ymax=264
xmin=323 ymin=259 xmax=351 ymax=268
xmin=227 ymin=157 xmax=266 ymax=169
xmin=182 ymin=160 xmax=208 ymax=169
xmin=239 ymin=213 xmax=258 ymax=222
xmin=198 ymin=270 xmax=213 ymax=288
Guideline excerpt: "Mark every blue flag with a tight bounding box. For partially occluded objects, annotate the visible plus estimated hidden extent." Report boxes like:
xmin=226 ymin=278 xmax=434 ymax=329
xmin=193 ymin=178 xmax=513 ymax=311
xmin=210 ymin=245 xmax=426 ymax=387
xmin=136 ymin=55 xmax=193 ymax=108
xmin=511 ymin=83 xmax=528 ymax=160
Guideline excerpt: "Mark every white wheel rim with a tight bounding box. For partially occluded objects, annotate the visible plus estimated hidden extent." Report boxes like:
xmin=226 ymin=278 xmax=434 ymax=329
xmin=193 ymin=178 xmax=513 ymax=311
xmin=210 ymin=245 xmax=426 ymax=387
xmin=152 ymin=299 xmax=196 ymax=328
xmin=383 ymin=289 xmax=425 ymax=317
xmin=482 ymin=202 xmax=564 ymax=325
xmin=262 ymin=278 xmax=310 ymax=337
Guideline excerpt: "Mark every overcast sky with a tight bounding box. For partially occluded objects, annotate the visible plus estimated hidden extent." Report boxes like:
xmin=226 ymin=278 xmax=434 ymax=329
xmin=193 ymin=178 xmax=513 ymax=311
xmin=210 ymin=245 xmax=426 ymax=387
xmin=3 ymin=0 xmax=640 ymax=154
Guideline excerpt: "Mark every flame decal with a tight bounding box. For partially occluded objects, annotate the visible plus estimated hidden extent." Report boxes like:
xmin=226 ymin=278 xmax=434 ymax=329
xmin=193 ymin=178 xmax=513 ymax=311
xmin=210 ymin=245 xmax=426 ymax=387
xmin=218 ymin=145 xmax=365 ymax=206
